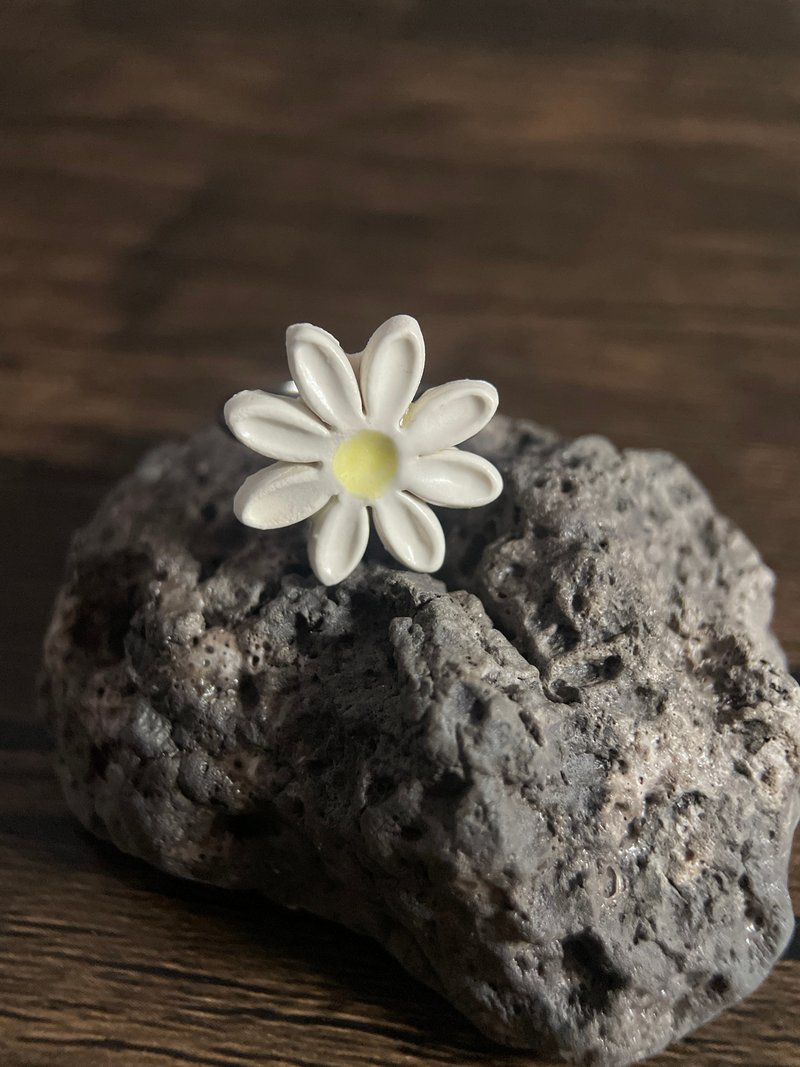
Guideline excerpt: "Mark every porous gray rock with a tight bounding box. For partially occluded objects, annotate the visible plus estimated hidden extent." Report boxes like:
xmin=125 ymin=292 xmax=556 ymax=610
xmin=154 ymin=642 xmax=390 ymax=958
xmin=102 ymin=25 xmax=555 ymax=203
xmin=41 ymin=417 xmax=800 ymax=1066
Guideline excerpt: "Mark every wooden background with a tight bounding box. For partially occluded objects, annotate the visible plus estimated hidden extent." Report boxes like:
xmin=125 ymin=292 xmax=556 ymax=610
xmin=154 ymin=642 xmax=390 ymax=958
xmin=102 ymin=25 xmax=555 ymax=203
xmin=1 ymin=2 xmax=798 ymax=1064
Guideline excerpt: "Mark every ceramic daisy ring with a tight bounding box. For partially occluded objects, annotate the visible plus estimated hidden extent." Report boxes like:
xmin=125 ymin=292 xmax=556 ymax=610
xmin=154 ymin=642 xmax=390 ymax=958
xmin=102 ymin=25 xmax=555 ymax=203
xmin=224 ymin=315 xmax=503 ymax=585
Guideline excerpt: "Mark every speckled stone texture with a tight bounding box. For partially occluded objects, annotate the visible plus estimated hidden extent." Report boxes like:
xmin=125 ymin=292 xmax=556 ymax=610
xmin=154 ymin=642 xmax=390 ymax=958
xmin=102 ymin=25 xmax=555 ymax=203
xmin=41 ymin=417 xmax=800 ymax=1067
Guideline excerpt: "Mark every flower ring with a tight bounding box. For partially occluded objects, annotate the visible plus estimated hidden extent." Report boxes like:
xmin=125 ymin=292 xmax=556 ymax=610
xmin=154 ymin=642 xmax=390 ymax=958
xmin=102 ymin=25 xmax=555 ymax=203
xmin=224 ymin=315 xmax=503 ymax=585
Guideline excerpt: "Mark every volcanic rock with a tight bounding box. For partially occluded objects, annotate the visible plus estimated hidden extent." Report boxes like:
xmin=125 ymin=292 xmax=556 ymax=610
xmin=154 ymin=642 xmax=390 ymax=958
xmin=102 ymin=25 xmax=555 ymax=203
xmin=41 ymin=417 xmax=800 ymax=1066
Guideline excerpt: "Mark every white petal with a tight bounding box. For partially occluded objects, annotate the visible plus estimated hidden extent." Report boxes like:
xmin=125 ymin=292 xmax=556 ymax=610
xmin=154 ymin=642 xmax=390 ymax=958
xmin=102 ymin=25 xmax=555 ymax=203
xmin=359 ymin=315 xmax=425 ymax=428
xmin=308 ymin=497 xmax=369 ymax=585
xmin=224 ymin=390 xmax=332 ymax=462
xmin=286 ymin=323 xmax=363 ymax=431
xmin=403 ymin=380 xmax=498 ymax=453
xmin=404 ymin=449 xmax=503 ymax=508
xmin=234 ymin=462 xmax=330 ymax=530
xmin=372 ymin=491 xmax=445 ymax=573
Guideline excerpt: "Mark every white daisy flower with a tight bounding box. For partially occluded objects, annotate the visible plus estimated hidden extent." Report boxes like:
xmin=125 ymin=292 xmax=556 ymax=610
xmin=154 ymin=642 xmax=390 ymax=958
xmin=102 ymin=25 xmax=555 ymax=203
xmin=224 ymin=315 xmax=503 ymax=585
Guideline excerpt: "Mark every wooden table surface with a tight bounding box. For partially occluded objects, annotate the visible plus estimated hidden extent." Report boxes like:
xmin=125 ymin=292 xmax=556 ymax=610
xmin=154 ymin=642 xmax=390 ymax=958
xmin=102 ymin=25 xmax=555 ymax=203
xmin=1 ymin=3 xmax=799 ymax=1065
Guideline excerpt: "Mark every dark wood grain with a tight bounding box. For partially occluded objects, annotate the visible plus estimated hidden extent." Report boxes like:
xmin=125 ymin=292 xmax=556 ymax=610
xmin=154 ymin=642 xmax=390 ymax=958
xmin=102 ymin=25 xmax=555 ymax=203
xmin=1 ymin=2 xmax=798 ymax=1064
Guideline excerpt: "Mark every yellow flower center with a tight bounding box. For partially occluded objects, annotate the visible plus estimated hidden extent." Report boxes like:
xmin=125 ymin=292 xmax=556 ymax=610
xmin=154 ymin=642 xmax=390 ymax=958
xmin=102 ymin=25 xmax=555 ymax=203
xmin=332 ymin=430 xmax=398 ymax=500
